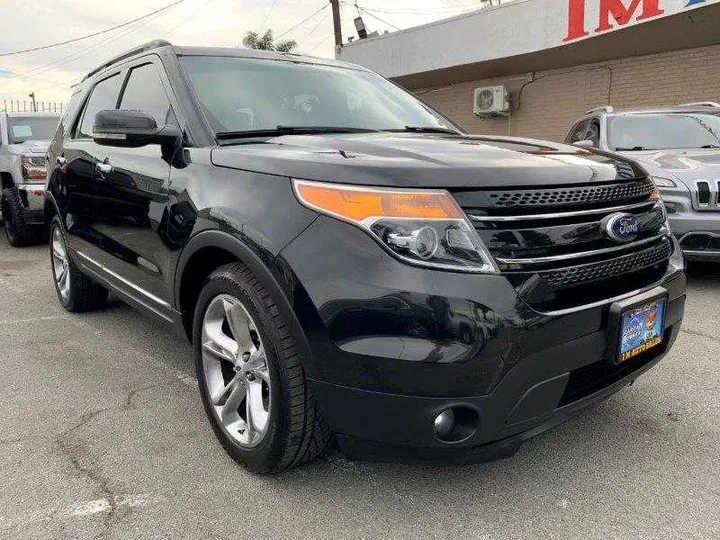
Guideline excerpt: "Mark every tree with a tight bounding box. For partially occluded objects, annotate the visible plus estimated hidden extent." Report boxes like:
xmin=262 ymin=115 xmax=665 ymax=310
xmin=243 ymin=29 xmax=297 ymax=53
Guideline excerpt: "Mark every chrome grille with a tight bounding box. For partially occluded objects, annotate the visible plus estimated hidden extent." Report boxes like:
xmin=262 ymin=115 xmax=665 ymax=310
xmin=693 ymin=180 xmax=720 ymax=211
xmin=456 ymin=178 xmax=672 ymax=292
xmin=698 ymin=181 xmax=711 ymax=205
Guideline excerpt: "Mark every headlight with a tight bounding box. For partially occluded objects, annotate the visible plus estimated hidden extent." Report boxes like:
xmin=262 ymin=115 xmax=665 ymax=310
xmin=650 ymin=177 xmax=680 ymax=227
xmin=653 ymin=177 xmax=677 ymax=188
xmin=20 ymin=154 xmax=47 ymax=183
xmin=293 ymin=180 xmax=498 ymax=273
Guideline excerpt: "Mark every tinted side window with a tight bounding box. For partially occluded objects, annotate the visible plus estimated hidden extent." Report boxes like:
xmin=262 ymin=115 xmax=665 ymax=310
xmin=568 ymin=120 xmax=589 ymax=143
xmin=586 ymin=120 xmax=600 ymax=147
xmin=120 ymin=63 xmax=176 ymax=127
xmin=61 ymin=91 xmax=84 ymax=138
xmin=79 ymin=74 xmax=122 ymax=139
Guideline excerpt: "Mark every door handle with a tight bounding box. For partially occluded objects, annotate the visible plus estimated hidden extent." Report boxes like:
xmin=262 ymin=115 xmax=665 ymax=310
xmin=96 ymin=162 xmax=113 ymax=174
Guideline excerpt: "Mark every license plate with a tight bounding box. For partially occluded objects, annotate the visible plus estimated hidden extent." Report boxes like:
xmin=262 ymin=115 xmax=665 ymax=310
xmin=618 ymin=298 xmax=667 ymax=363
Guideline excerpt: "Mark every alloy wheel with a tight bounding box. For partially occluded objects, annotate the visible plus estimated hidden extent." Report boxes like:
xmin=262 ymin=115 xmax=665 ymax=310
xmin=201 ymin=294 xmax=272 ymax=448
xmin=51 ymin=226 xmax=71 ymax=302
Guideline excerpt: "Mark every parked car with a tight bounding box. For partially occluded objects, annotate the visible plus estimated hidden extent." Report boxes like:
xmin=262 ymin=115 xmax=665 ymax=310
xmin=0 ymin=111 xmax=60 ymax=246
xmin=45 ymin=41 xmax=686 ymax=473
xmin=565 ymin=103 xmax=720 ymax=262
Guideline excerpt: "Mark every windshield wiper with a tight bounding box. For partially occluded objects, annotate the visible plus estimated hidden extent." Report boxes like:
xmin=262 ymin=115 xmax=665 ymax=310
xmin=615 ymin=146 xmax=649 ymax=151
xmin=216 ymin=126 xmax=378 ymax=141
xmin=701 ymin=144 xmax=720 ymax=149
xmin=385 ymin=126 xmax=462 ymax=135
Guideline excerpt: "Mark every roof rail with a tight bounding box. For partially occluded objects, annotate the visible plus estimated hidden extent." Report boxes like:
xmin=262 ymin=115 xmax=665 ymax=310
xmin=585 ymin=105 xmax=614 ymax=115
xmin=82 ymin=40 xmax=172 ymax=82
xmin=678 ymin=101 xmax=720 ymax=108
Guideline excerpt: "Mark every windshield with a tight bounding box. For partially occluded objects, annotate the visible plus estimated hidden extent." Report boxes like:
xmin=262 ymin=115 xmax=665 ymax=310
xmin=7 ymin=116 xmax=58 ymax=144
xmin=180 ymin=56 xmax=457 ymax=135
xmin=609 ymin=112 xmax=720 ymax=151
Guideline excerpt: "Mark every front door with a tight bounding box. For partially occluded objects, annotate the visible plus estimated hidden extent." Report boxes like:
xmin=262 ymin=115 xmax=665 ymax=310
xmin=89 ymin=61 xmax=182 ymax=315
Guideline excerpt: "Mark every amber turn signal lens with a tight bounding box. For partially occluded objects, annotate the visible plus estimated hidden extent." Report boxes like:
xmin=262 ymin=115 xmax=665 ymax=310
xmin=293 ymin=180 xmax=463 ymax=223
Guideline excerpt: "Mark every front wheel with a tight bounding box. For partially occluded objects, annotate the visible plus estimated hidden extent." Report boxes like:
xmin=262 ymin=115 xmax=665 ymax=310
xmin=193 ymin=262 xmax=331 ymax=474
xmin=2 ymin=188 xmax=41 ymax=247
xmin=49 ymin=216 xmax=108 ymax=312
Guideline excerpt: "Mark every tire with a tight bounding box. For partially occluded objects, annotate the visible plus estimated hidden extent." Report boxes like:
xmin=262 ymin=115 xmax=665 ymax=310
xmin=193 ymin=262 xmax=331 ymax=474
xmin=2 ymin=187 xmax=41 ymax=247
xmin=49 ymin=216 xmax=108 ymax=312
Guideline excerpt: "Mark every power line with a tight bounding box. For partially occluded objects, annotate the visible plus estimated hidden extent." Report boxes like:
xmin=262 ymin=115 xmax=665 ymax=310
xmin=259 ymin=0 xmax=281 ymax=35
xmin=163 ymin=0 xmax=216 ymax=38
xmin=307 ymin=33 xmax=334 ymax=54
xmin=2 ymin=0 xmax=194 ymax=95
xmin=341 ymin=2 xmax=468 ymax=14
xmin=306 ymin=10 xmax=331 ymax=39
xmin=16 ymin=8 xmax=173 ymax=94
xmin=0 ymin=0 xmax=185 ymax=57
xmin=4 ymin=10 xmax=164 ymax=83
xmin=275 ymin=4 xmax=328 ymax=40
xmin=2 ymin=14 xmax=155 ymax=84
xmin=357 ymin=7 xmax=401 ymax=31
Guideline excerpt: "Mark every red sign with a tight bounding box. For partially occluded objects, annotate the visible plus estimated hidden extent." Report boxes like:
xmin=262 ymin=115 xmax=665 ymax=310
xmin=564 ymin=0 xmax=665 ymax=42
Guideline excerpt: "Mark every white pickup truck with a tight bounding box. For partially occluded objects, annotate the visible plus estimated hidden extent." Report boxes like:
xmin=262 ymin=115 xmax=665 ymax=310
xmin=0 ymin=111 xmax=60 ymax=246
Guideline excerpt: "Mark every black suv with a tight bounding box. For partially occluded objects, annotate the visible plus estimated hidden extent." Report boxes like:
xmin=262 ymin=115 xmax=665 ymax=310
xmin=45 ymin=41 xmax=686 ymax=473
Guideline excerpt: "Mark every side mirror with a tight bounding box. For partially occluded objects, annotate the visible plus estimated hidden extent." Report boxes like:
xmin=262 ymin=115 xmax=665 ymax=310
xmin=93 ymin=109 xmax=181 ymax=148
xmin=572 ymin=139 xmax=597 ymax=149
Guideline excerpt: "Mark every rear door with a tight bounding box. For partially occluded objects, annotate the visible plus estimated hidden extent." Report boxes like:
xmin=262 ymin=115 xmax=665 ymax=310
xmin=88 ymin=59 xmax=181 ymax=313
xmin=60 ymin=72 xmax=123 ymax=258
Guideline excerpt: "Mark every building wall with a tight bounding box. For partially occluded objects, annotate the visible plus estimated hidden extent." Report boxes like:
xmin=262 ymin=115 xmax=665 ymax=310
xmin=338 ymin=0 xmax=720 ymax=79
xmin=413 ymin=43 xmax=720 ymax=143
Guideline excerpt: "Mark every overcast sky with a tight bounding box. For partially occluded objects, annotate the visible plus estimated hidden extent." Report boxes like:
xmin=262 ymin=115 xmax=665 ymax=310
xmin=0 ymin=0 xmax=489 ymax=106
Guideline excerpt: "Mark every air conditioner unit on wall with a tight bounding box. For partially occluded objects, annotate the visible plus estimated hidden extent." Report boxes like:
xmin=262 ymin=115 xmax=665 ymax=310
xmin=473 ymin=86 xmax=510 ymax=117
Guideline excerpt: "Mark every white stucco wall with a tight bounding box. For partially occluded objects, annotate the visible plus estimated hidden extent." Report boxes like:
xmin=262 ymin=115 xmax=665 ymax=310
xmin=337 ymin=0 xmax=719 ymax=78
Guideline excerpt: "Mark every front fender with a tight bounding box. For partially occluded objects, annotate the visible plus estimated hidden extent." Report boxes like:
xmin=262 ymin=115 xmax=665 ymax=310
xmin=174 ymin=229 xmax=320 ymax=377
xmin=0 ymin=153 xmax=22 ymax=186
xmin=43 ymin=190 xmax=63 ymax=226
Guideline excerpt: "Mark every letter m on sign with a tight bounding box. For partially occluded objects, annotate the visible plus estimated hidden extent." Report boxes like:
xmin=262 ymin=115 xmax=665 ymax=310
xmin=564 ymin=0 xmax=665 ymax=42
xmin=595 ymin=0 xmax=665 ymax=32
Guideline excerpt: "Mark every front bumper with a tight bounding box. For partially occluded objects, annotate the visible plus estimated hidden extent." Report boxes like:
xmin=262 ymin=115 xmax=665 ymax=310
xmin=662 ymin=190 xmax=720 ymax=262
xmin=312 ymin=320 xmax=682 ymax=463
xmin=676 ymin=228 xmax=720 ymax=262
xmin=281 ymin=216 xmax=687 ymax=462
xmin=16 ymin=184 xmax=46 ymax=223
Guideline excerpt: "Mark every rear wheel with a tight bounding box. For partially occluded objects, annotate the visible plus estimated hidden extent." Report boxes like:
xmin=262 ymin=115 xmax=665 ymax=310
xmin=193 ymin=262 xmax=331 ymax=474
xmin=49 ymin=216 xmax=108 ymax=312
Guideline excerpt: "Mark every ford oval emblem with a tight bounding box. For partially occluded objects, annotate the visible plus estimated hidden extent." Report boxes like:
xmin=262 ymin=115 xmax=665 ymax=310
xmin=602 ymin=213 xmax=640 ymax=243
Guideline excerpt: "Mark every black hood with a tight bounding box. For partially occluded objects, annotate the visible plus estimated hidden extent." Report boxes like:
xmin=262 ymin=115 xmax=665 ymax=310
xmin=211 ymin=133 xmax=645 ymax=189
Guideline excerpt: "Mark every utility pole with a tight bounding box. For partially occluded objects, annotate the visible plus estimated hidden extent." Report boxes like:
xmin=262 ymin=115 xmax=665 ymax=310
xmin=330 ymin=0 xmax=343 ymax=49
xmin=28 ymin=92 xmax=37 ymax=112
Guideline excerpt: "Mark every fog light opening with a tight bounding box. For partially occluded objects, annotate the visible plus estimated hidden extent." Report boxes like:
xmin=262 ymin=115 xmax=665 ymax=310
xmin=434 ymin=409 xmax=455 ymax=438
xmin=433 ymin=406 xmax=479 ymax=443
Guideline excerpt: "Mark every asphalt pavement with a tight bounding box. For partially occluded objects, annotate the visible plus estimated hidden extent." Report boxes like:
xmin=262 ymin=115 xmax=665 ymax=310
xmin=0 ymin=233 xmax=718 ymax=540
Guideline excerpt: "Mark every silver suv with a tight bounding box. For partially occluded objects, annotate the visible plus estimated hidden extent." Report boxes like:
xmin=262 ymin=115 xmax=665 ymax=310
xmin=565 ymin=103 xmax=720 ymax=262
xmin=0 ymin=111 xmax=59 ymax=246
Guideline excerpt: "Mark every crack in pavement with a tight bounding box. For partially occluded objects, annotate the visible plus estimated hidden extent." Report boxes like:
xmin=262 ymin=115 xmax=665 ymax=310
xmin=680 ymin=327 xmax=720 ymax=344
xmin=0 ymin=437 xmax=23 ymax=445
xmin=53 ymin=385 xmax=161 ymax=535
